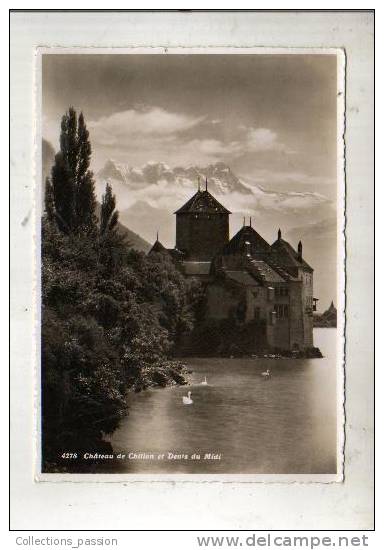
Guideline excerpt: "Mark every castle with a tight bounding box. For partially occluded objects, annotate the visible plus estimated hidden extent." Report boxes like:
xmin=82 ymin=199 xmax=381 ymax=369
xmin=149 ymin=180 xmax=317 ymax=352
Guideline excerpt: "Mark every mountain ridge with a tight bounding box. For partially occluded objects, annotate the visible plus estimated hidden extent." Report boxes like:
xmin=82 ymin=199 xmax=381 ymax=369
xmin=97 ymin=159 xmax=252 ymax=195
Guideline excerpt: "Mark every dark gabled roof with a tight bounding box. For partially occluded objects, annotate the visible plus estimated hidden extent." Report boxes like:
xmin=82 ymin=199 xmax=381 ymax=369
xmin=264 ymin=258 xmax=296 ymax=281
xmin=174 ymin=190 xmax=231 ymax=214
xmin=271 ymin=238 xmax=313 ymax=271
xmin=223 ymin=225 xmax=271 ymax=256
xmin=248 ymin=260 xmax=286 ymax=283
xmin=225 ymin=270 xmax=261 ymax=287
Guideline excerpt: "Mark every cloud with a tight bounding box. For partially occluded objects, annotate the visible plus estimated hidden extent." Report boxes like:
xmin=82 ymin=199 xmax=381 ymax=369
xmin=238 ymin=169 xmax=336 ymax=197
xmin=185 ymin=138 xmax=239 ymax=157
xmin=83 ymin=105 xmax=294 ymax=169
xmin=174 ymin=127 xmax=292 ymax=164
xmin=43 ymin=105 xmax=295 ymax=174
xmin=187 ymin=129 xmax=287 ymax=159
xmin=88 ymin=107 xmax=204 ymax=147
xmin=245 ymin=127 xmax=286 ymax=153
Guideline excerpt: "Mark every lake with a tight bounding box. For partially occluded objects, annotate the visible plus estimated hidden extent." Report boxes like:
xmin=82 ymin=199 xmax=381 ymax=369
xmin=106 ymin=328 xmax=338 ymax=474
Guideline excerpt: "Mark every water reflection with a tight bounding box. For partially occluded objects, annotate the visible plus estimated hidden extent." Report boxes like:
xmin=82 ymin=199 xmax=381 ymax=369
xmin=107 ymin=329 xmax=337 ymax=474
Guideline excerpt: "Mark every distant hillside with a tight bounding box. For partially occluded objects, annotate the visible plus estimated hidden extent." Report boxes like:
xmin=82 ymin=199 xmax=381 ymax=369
xmin=115 ymin=220 xmax=151 ymax=253
xmin=313 ymin=301 xmax=337 ymax=328
xmin=94 ymin=202 xmax=151 ymax=253
xmin=42 ymin=139 xmax=56 ymax=183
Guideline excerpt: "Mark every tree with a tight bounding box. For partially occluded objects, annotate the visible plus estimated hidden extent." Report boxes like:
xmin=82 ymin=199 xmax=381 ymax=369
xmin=77 ymin=171 xmax=97 ymax=231
xmin=75 ymin=112 xmax=97 ymax=231
xmin=100 ymin=183 xmax=119 ymax=235
xmin=50 ymin=107 xmax=97 ymax=233
xmin=60 ymin=106 xmax=78 ymax=177
xmin=51 ymin=152 xmax=75 ymax=233
xmin=98 ymin=183 xmax=126 ymax=272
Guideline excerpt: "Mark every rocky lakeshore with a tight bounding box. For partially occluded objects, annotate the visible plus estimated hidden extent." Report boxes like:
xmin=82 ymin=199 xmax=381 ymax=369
xmin=127 ymin=360 xmax=191 ymax=392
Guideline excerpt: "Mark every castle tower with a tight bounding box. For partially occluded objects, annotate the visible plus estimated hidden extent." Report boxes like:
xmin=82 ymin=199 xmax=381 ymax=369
xmin=174 ymin=181 xmax=230 ymax=261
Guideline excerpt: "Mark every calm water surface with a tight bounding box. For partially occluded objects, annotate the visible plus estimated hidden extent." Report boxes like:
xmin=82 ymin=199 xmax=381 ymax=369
xmin=107 ymin=328 xmax=337 ymax=474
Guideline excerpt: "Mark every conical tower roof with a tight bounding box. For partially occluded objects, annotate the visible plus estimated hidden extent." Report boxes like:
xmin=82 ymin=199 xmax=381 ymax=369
xmin=175 ymin=189 xmax=230 ymax=214
xmin=149 ymin=239 xmax=168 ymax=255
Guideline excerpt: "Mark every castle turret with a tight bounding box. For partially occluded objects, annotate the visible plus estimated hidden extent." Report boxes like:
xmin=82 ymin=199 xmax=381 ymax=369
xmin=174 ymin=182 xmax=230 ymax=261
xmin=298 ymin=240 xmax=303 ymax=261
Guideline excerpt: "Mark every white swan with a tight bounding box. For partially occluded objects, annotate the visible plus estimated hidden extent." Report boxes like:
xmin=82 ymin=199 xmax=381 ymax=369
xmin=201 ymin=376 xmax=208 ymax=386
xmin=261 ymin=369 xmax=271 ymax=379
xmin=182 ymin=391 xmax=193 ymax=405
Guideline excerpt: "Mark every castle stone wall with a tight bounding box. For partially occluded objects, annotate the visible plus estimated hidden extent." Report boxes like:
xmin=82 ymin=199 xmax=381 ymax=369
xmin=301 ymin=269 xmax=314 ymax=348
xmin=288 ymin=280 xmax=305 ymax=350
xmin=176 ymin=213 xmax=229 ymax=260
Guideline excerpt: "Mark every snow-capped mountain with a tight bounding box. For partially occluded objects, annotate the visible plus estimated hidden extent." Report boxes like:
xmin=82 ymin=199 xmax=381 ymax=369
xmin=96 ymin=158 xmax=332 ymax=233
xmin=96 ymin=159 xmax=252 ymax=195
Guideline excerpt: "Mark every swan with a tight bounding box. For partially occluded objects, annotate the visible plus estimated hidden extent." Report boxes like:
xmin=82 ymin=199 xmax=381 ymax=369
xmin=261 ymin=369 xmax=271 ymax=378
xmin=201 ymin=376 xmax=208 ymax=386
xmin=182 ymin=391 xmax=193 ymax=405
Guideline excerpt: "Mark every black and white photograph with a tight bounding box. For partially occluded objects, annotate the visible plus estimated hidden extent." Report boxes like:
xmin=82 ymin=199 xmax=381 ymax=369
xmin=39 ymin=50 xmax=344 ymax=478
xmin=9 ymin=7 xmax=376 ymax=534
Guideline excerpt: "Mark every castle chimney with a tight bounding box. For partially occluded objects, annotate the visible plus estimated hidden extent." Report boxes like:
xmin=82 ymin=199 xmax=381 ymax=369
xmin=156 ymin=230 xmax=159 ymax=242
xmin=243 ymin=217 xmax=245 ymax=227
xmin=278 ymin=228 xmax=281 ymax=240
xmin=249 ymin=217 xmax=252 ymax=227
xmin=298 ymin=240 xmax=303 ymax=261
xmin=205 ymin=177 xmax=208 ymax=191
xmin=198 ymin=176 xmax=201 ymax=192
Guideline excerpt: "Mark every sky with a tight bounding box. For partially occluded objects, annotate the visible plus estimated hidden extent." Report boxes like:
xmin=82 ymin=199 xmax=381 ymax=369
xmin=42 ymin=53 xmax=339 ymax=308
xmin=42 ymin=53 xmax=337 ymax=199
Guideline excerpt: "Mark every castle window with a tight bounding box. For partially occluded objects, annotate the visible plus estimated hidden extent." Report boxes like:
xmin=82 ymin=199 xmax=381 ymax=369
xmin=274 ymin=304 xmax=289 ymax=319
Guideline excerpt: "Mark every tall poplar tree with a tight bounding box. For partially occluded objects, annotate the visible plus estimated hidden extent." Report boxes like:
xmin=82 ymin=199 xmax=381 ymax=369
xmin=50 ymin=107 xmax=97 ymax=233
xmin=75 ymin=112 xmax=97 ymax=230
xmin=51 ymin=151 xmax=75 ymax=233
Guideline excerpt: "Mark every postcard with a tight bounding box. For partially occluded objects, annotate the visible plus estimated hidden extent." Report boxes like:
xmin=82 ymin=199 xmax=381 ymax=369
xmin=33 ymin=47 xmax=346 ymax=481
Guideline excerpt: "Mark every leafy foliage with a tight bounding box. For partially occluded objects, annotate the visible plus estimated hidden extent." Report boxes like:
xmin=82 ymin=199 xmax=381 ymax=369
xmin=100 ymin=182 xmax=119 ymax=235
xmin=42 ymin=219 xmax=201 ymax=470
xmin=48 ymin=107 xmax=97 ymax=234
